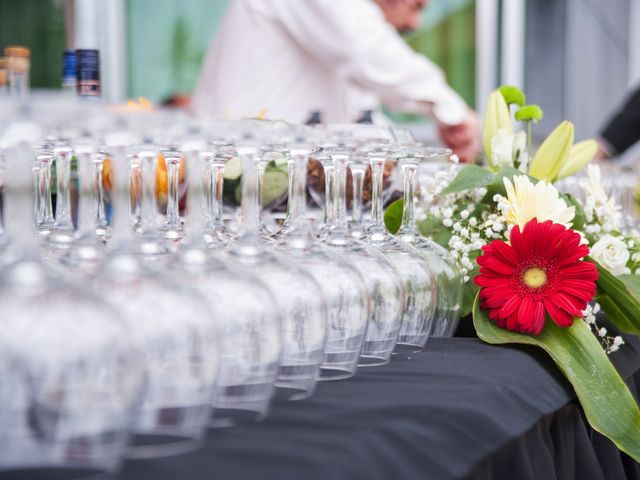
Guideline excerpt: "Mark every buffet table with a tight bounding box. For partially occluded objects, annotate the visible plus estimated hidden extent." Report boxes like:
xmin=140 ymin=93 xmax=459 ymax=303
xmin=118 ymin=332 xmax=640 ymax=480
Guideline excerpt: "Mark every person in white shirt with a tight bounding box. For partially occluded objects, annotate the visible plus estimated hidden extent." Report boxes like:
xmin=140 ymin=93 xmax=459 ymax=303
xmin=192 ymin=0 xmax=480 ymax=162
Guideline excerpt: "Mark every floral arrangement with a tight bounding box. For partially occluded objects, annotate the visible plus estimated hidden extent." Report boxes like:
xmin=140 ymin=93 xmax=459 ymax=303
xmin=386 ymin=86 xmax=640 ymax=460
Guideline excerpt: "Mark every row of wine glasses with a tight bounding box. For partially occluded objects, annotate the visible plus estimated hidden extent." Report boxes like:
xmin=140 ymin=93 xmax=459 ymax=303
xmin=0 ymin=104 xmax=462 ymax=478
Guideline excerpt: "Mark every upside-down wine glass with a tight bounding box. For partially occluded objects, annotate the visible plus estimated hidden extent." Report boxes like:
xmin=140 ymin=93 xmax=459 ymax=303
xmin=94 ymin=139 xmax=220 ymax=458
xmin=363 ymin=146 xmax=438 ymax=352
xmin=0 ymin=126 xmax=143 ymax=478
xmin=173 ymin=146 xmax=281 ymax=426
xmin=276 ymin=143 xmax=369 ymax=380
xmin=396 ymin=147 xmax=463 ymax=337
xmin=226 ymin=142 xmax=327 ymax=399
xmin=325 ymin=149 xmax=405 ymax=365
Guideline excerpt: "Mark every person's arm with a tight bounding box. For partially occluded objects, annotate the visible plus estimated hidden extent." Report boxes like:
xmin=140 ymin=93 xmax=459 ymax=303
xmin=600 ymin=85 xmax=640 ymax=156
xmin=251 ymin=0 xmax=468 ymax=126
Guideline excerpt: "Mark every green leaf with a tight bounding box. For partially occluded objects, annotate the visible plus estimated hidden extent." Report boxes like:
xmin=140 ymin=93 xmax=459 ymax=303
xmin=417 ymin=216 xmax=452 ymax=249
xmin=384 ymin=198 xmax=404 ymax=234
xmin=482 ymin=165 xmax=533 ymax=201
xmin=440 ymin=165 xmax=495 ymax=195
xmin=591 ymin=257 xmax=640 ymax=335
xmin=473 ymin=295 xmax=640 ymax=462
xmin=563 ymin=194 xmax=585 ymax=231
xmin=619 ymin=274 xmax=640 ymax=299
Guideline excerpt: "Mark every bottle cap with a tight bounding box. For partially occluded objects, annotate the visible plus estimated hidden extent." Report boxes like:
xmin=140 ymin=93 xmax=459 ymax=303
xmin=4 ymin=46 xmax=30 ymax=58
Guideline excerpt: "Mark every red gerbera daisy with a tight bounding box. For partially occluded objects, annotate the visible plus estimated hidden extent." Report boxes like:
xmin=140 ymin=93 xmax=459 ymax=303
xmin=474 ymin=218 xmax=599 ymax=335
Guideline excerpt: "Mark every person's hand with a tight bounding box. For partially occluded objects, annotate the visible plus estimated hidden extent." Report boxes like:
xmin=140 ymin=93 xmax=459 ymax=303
xmin=593 ymin=138 xmax=612 ymax=162
xmin=438 ymin=110 xmax=481 ymax=163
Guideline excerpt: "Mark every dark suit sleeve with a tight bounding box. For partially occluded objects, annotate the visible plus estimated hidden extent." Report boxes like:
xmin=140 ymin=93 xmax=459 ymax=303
xmin=601 ymin=85 xmax=640 ymax=155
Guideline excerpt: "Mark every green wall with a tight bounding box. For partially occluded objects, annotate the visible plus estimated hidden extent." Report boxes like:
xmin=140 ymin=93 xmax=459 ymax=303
xmin=126 ymin=0 xmax=230 ymax=101
xmin=0 ymin=0 xmax=65 ymax=88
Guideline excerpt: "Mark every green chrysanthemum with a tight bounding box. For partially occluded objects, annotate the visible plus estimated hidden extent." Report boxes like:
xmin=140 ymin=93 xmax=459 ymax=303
xmin=499 ymin=85 xmax=526 ymax=107
xmin=515 ymin=105 xmax=544 ymax=123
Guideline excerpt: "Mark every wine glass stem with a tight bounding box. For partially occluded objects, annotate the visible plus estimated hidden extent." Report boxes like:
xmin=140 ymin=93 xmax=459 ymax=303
xmin=288 ymin=152 xmax=310 ymax=232
xmin=186 ymin=155 xmax=206 ymax=241
xmin=165 ymin=158 xmax=180 ymax=226
xmin=94 ymin=158 xmax=107 ymax=227
xmin=31 ymin=164 xmax=40 ymax=225
xmin=323 ymin=164 xmax=335 ymax=226
xmin=110 ymin=149 xmax=133 ymax=245
xmin=76 ymin=153 xmax=95 ymax=236
xmin=54 ymin=150 xmax=73 ymax=228
xmin=210 ymin=162 xmax=225 ymax=229
xmin=399 ymin=163 xmax=418 ymax=234
xmin=139 ymin=154 xmax=158 ymax=234
xmin=351 ymin=166 xmax=366 ymax=236
xmin=238 ymin=151 xmax=259 ymax=242
xmin=43 ymin=160 xmax=54 ymax=224
xmin=369 ymin=157 xmax=386 ymax=232
xmin=257 ymin=160 xmax=267 ymax=226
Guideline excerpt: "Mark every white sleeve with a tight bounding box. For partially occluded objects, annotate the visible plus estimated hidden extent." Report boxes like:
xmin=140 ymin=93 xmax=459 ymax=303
xmin=250 ymin=0 xmax=469 ymax=125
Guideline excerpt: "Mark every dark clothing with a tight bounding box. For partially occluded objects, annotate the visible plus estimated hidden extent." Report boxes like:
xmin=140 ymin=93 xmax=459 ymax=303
xmin=601 ymin=85 xmax=640 ymax=155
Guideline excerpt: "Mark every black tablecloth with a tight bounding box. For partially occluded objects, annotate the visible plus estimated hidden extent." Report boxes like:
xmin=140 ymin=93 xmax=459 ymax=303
xmin=118 ymin=334 xmax=640 ymax=480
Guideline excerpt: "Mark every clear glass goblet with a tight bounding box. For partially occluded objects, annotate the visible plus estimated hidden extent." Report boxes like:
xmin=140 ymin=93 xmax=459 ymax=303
xmin=172 ymin=147 xmax=282 ymax=426
xmin=361 ymin=146 xmax=438 ymax=353
xmin=93 ymin=143 xmax=220 ymax=459
xmin=225 ymin=143 xmax=327 ymax=400
xmin=277 ymin=143 xmax=369 ymax=380
xmin=0 ymin=137 xmax=143 ymax=478
xmin=396 ymin=147 xmax=463 ymax=337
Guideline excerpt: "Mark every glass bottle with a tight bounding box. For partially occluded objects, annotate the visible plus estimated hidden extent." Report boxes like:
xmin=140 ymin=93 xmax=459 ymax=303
xmin=4 ymin=46 xmax=30 ymax=98
xmin=76 ymin=49 xmax=101 ymax=98
xmin=0 ymin=58 xmax=7 ymax=97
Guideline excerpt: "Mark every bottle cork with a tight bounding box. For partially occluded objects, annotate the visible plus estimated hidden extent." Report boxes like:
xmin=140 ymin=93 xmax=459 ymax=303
xmin=4 ymin=46 xmax=30 ymax=74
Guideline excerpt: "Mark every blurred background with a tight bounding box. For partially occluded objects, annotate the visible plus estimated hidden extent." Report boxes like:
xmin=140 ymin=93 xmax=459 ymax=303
xmin=1 ymin=0 xmax=638 ymax=158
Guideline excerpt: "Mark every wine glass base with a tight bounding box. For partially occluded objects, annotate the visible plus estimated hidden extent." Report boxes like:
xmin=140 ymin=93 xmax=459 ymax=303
xmin=274 ymin=386 xmax=312 ymax=402
xmin=209 ymin=408 xmax=266 ymax=429
xmin=393 ymin=343 xmax=425 ymax=354
xmin=126 ymin=434 xmax=201 ymax=459
xmin=357 ymin=355 xmax=391 ymax=367
xmin=317 ymin=367 xmax=354 ymax=381
xmin=0 ymin=468 xmax=108 ymax=480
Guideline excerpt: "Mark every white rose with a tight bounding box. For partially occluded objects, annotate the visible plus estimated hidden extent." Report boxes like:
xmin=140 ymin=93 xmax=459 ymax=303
xmin=590 ymin=235 xmax=630 ymax=276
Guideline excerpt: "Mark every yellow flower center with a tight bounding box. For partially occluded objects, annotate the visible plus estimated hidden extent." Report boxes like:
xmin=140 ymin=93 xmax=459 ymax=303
xmin=523 ymin=267 xmax=547 ymax=289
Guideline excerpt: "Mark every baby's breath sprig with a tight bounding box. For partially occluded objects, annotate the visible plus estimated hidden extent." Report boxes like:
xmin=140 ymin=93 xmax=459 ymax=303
xmin=582 ymin=303 xmax=625 ymax=354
